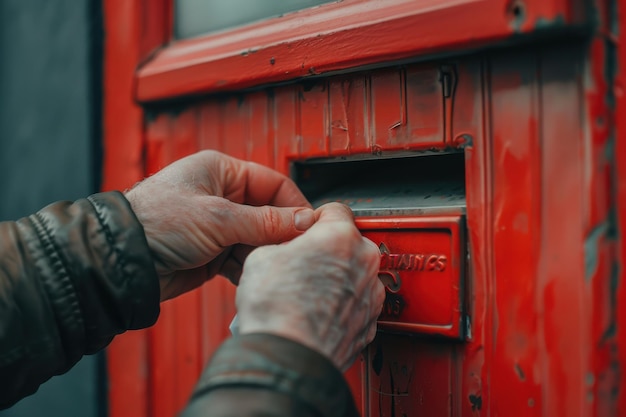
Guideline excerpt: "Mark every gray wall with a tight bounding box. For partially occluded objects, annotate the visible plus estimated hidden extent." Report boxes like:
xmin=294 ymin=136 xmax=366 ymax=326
xmin=0 ymin=0 xmax=103 ymax=416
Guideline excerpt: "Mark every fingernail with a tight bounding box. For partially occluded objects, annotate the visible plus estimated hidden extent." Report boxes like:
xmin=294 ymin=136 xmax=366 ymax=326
xmin=294 ymin=209 xmax=315 ymax=231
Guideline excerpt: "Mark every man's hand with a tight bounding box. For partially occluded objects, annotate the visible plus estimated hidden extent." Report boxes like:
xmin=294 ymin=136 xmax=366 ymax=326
xmin=125 ymin=151 xmax=315 ymax=301
xmin=236 ymin=203 xmax=385 ymax=371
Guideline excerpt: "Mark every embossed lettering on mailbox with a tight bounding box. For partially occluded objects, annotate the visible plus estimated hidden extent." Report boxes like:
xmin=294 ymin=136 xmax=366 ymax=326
xmin=356 ymin=216 xmax=465 ymax=339
xmin=379 ymin=242 xmax=448 ymax=272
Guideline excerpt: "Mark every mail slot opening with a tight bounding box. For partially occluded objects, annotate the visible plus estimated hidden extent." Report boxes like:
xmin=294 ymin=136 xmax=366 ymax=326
xmin=292 ymin=152 xmax=465 ymax=216
xmin=292 ymin=152 xmax=467 ymax=340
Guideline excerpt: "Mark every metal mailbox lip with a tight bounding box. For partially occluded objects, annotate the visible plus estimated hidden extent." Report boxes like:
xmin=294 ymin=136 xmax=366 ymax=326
xmin=355 ymin=215 xmax=465 ymax=339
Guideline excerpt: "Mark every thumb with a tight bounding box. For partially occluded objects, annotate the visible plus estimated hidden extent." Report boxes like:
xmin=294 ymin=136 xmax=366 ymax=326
xmin=225 ymin=202 xmax=315 ymax=247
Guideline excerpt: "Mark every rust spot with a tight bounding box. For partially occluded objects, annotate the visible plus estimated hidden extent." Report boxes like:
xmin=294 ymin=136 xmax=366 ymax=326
xmin=469 ymin=394 xmax=483 ymax=411
xmin=454 ymin=133 xmax=474 ymax=148
xmin=269 ymin=57 xmax=276 ymax=65
xmin=584 ymin=220 xmax=609 ymax=281
xmin=389 ymin=121 xmax=402 ymax=130
xmin=331 ymin=120 xmax=348 ymax=131
xmin=506 ymin=0 xmax=526 ymax=31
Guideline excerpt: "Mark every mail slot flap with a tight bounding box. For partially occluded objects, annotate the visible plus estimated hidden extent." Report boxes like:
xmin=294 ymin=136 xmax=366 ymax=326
xmin=314 ymin=178 xmax=465 ymax=216
xmin=356 ymin=216 xmax=465 ymax=339
xmin=296 ymin=152 xmax=466 ymax=216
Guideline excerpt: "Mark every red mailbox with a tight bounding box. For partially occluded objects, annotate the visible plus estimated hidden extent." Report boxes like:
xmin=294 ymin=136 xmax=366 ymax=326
xmin=358 ymin=216 xmax=465 ymax=338
xmin=103 ymin=1 xmax=626 ymax=416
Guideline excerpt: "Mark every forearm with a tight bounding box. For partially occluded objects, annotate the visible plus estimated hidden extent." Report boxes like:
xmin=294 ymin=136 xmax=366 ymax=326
xmin=0 ymin=191 xmax=160 ymax=408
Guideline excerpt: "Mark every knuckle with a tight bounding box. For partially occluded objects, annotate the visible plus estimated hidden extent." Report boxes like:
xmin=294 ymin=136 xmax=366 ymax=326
xmin=198 ymin=149 xmax=217 ymax=157
xmin=261 ymin=207 xmax=283 ymax=237
xmin=245 ymin=246 xmax=271 ymax=266
xmin=332 ymin=223 xmax=362 ymax=244
xmin=196 ymin=149 xmax=221 ymax=165
xmin=319 ymin=202 xmax=351 ymax=215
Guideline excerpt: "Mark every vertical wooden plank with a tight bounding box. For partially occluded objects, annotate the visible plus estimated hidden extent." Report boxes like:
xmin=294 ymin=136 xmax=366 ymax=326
xmin=172 ymin=291 xmax=202 ymax=410
xmin=298 ymin=81 xmax=329 ymax=157
xmin=489 ymin=50 xmax=543 ymax=416
xmin=166 ymin=106 xmax=200 ymax=160
xmin=616 ymin=4 xmax=626 ymax=415
xmin=405 ymin=65 xmax=445 ymax=147
xmin=343 ymin=76 xmax=369 ymax=154
xmin=144 ymin=113 xmax=170 ymax=176
xmin=274 ymin=87 xmax=299 ymax=174
xmin=451 ymin=60 xmax=482 ymax=148
xmin=103 ymin=0 xmax=153 ymax=400
xmin=246 ymin=91 xmax=272 ymax=166
xmin=582 ymin=39 xmax=619 ymax=417
xmin=460 ymin=57 xmax=492 ymax=417
xmin=148 ymin=301 xmax=178 ymax=417
xmin=367 ymin=336 xmax=453 ymax=417
xmin=538 ymin=45 xmax=586 ymax=417
xmin=102 ymin=0 xmax=144 ymax=193
xmin=221 ymin=97 xmax=248 ymax=160
xmin=198 ymin=101 xmax=222 ymax=151
xmin=370 ymin=69 xmax=406 ymax=151
xmin=200 ymin=279 xmax=237 ymax=363
xmin=328 ymin=79 xmax=350 ymax=154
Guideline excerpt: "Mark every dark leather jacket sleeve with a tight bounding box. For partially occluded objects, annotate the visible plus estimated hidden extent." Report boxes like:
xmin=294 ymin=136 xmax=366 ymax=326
xmin=0 ymin=191 xmax=160 ymax=408
xmin=0 ymin=190 xmax=359 ymax=416
xmin=182 ymin=334 xmax=360 ymax=417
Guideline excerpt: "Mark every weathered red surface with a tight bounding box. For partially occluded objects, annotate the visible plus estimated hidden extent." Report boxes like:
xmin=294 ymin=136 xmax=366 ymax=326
xmin=102 ymin=1 xmax=150 ymax=417
xmin=135 ymin=0 xmax=587 ymax=101
xmin=104 ymin=0 xmax=624 ymax=416
xmin=617 ymin=2 xmax=626 ymax=415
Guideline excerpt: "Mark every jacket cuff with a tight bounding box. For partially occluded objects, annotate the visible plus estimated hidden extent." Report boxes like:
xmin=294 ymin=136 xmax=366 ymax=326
xmin=85 ymin=191 xmax=160 ymax=330
xmin=189 ymin=333 xmax=359 ymax=417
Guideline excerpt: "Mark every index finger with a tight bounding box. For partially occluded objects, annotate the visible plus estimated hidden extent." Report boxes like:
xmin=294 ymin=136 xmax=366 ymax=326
xmin=228 ymin=158 xmax=312 ymax=208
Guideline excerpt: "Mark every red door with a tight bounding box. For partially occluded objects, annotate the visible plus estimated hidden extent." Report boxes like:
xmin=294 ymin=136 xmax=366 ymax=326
xmin=103 ymin=1 xmax=626 ymax=416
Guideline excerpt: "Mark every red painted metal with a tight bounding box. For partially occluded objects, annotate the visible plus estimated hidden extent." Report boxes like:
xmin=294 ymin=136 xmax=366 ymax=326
xmin=356 ymin=216 xmax=465 ymax=339
xmin=103 ymin=0 xmax=625 ymax=416
xmin=367 ymin=334 xmax=458 ymax=416
xmin=617 ymin=3 xmax=626 ymax=416
xmin=135 ymin=0 xmax=587 ymax=101
xmin=102 ymin=2 xmax=151 ymax=417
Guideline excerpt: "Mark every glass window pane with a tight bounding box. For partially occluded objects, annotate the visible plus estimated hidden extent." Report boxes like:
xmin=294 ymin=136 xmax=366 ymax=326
xmin=175 ymin=0 xmax=338 ymax=39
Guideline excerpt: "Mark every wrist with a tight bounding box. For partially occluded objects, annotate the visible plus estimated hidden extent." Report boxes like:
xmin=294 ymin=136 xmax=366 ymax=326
xmin=238 ymin=318 xmax=330 ymax=365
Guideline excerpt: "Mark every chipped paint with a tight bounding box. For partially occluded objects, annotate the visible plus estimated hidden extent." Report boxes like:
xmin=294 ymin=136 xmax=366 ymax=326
xmin=507 ymin=0 xmax=527 ymax=32
xmin=585 ymin=221 xmax=610 ymax=281
xmin=533 ymin=14 xmax=566 ymax=31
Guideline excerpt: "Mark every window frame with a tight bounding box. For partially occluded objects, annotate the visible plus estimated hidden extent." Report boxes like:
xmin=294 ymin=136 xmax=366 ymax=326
xmin=135 ymin=0 xmax=588 ymax=101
